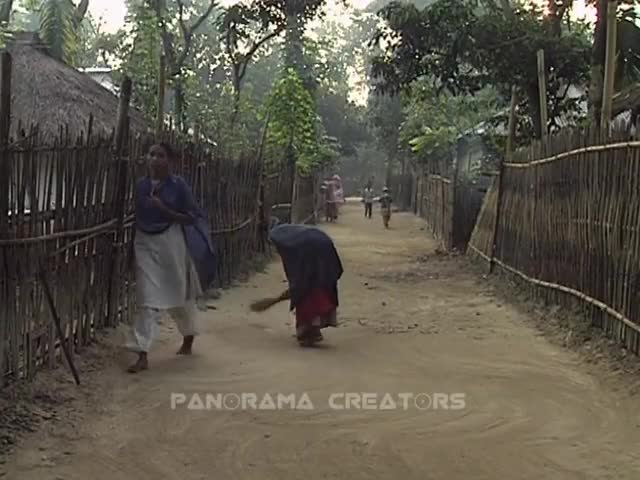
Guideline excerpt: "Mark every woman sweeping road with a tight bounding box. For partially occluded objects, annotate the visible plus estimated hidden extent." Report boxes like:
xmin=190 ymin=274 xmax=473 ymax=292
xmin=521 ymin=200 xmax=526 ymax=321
xmin=126 ymin=143 xmax=216 ymax=373
xmin=251 ymin=224 xmax=343 ymax=347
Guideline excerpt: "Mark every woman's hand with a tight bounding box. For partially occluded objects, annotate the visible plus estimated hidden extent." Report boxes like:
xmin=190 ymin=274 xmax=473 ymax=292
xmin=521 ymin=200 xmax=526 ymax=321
xmin=148 ymin=194 xmax=191 ymax=224
xmin=149 ymin=194 xmax=166 ymax=211
xmin=279 ymin=289 xmax=291 ymax=301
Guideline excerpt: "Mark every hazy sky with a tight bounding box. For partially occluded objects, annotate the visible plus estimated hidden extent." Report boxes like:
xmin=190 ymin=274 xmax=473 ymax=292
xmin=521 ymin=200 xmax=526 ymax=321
xmin=89 ymin=0 xmax=375 ymax=33
xmin=89 ymin=0 xmax=595 ymax=34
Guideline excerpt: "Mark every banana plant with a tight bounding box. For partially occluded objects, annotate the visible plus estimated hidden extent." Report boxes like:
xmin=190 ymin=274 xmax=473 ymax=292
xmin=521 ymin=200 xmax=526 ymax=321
xmin=39 ymin=0 xmax=89 ymax=64
xmin=0 ymin=0 xmax=89 ymax=64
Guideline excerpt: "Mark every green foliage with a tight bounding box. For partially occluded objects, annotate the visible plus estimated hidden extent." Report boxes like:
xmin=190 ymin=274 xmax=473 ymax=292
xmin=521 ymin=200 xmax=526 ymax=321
xmin=616 ymin=12 xmax=640 ymax=90
xmin=39 ymin=0 xmax=75 ymax=63
xmin=265 ymin=68 xmax=335 ymax=173
xmin=401 ymin=83 xmax=501 ymax=164
xmin=117 ymin=1 xmax=162 ymax=121
xmin=371 ymin=0 xmax=592 ymax=138
xmin=20 ymin=0 xmax=88 ymax=64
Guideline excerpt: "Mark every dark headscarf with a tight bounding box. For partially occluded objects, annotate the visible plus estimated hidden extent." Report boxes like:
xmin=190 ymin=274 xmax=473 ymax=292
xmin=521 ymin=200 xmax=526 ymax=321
xmin=269 ymin=224 xmax=343 ymax=311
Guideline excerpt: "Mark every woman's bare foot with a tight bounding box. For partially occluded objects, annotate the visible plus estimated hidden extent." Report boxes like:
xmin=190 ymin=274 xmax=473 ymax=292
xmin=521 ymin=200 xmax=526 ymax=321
xmin=177 ymin=336 xmax=194 ymax=355
xmin=128 ymin=353 xmax=148 ymax=373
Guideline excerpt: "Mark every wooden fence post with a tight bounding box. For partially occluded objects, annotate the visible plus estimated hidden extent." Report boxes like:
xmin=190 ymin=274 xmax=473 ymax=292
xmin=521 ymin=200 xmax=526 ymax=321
xmin=107 ymin=76 xmax=132 ymax=327
xmin=490 ymin=86 xmax=517 ymax=274
xmin=537 ymin=49 xmax=549 ymax=140
xmin=0 ymin=52 xmax=11 ymax=384
xmin=601 ymin=0 xmax=618 ymax=130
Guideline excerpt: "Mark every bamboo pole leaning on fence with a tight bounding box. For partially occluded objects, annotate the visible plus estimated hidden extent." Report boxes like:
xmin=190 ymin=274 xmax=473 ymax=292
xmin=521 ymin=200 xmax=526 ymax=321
xmin=39 ymin=261 xmax=81 ymax=385
xmin=601 ymin=0 xmax=618 ymax=130
xmin=537 ymin=49 xmax=549 ymax=140
xmin=489 ymin=85 xmax=518 ymax=274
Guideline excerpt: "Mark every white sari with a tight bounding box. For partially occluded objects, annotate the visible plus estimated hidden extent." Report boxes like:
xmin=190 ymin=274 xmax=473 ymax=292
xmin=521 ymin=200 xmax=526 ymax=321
xmin=126 ymin=223 xmax=202 ymax=353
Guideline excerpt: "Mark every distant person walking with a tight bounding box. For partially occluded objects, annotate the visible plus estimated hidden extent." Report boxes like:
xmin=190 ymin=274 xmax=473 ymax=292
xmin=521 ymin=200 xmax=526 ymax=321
xmin=332 ymin=175 xmax=345 ymax=211
xmin=379 ymin=187 xmax=393 ymax=229
xmin=324 ymin=180 xmax=338 ymax=222
xmin=126 ymin=143 xmax=215 ymax=374
xmin=362 ymin=183 xmax=374 ymax=219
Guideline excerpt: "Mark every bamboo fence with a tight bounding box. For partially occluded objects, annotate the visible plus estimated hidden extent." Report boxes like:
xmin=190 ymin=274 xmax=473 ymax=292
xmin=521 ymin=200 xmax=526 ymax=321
xmin=291 ymin=171 xmax=323 ymax=225
xmin=388 ymin=173 xmax=413 ymax=211
xmin=0 ymin=73 xmax=282 ymax=385
xmin=418 ymin=173 xmax=454 ymax=249
xmin=413 ymin=165 xmax=487 ymax=252
xmin=468 ymin=125 xmax=640 ymax=353
xmin=0 ymin=125 xmax=272 ymax=383
xmin=263 ymin=168 xmax=294 ymax=224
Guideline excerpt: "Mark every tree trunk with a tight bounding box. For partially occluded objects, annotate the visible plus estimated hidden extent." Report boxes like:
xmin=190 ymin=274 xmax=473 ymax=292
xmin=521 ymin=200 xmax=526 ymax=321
xmin=173 ymin=83 xmax=186 ymax=134
xmin=230 ymin=75 xmax=241 ymax=129
xmin=284 ymin=10 xmax=304 ymax=73
xmin=589 ymin=0 xmax=608 ymax=124
xmin=385 ymin=153 xmax=394 ymax=188
xmin=548 ymin=0 xmax=572 ymax=38
xmin=284 ymin=7 xmax=315 ymax=95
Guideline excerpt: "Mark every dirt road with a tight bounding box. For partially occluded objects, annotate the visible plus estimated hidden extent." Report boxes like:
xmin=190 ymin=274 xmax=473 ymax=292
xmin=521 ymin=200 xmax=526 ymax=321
xmin=5 ymin=204 xmax=640 ymax=479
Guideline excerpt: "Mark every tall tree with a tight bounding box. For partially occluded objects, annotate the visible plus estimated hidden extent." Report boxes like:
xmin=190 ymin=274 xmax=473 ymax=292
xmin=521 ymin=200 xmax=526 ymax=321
xmin=218 ymin=2 xmax=284 ymax=125
xmin=149 ymin=0 xmax=217 ymax=132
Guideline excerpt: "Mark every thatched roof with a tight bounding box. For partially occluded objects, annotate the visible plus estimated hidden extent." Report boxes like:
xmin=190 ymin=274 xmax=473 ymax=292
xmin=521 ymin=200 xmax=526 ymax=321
xmin=4 ymin=32 xmax=150 ymax=140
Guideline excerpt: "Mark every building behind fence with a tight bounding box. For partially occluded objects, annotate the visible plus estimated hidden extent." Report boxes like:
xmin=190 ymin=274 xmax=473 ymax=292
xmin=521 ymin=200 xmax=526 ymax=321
xmin=468 ymin=126 xmax=640 ymax=355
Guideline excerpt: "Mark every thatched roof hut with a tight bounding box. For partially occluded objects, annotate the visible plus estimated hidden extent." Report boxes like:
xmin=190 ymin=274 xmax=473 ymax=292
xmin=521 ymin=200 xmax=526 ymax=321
xmin=4 ymin=32 xmax=150 ymax=139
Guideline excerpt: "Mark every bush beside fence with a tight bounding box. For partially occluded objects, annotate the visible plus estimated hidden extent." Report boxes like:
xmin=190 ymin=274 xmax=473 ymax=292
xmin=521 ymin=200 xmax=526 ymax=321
xmin=468 ymin=127 xmax=640 ymax=354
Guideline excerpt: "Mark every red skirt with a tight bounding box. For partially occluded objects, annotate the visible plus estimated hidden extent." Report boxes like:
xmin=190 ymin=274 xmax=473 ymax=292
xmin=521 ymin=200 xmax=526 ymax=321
xmin=295 ymin=288 xmax=337 ymax=327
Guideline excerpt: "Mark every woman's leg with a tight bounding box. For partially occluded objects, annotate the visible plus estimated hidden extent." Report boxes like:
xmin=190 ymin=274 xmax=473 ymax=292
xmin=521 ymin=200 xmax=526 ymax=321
xmin=296 ymin=320 xmax=324 ymax=347
xmin=127 ymin=307 xmax=162 ymax=373
xmin=170 ymin=300 xmax=199 ymax=355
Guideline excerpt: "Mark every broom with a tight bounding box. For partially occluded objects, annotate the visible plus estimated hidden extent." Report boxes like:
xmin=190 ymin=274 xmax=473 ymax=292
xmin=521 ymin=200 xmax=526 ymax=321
xmin=250 ymin=289 xmax=290 ymax=312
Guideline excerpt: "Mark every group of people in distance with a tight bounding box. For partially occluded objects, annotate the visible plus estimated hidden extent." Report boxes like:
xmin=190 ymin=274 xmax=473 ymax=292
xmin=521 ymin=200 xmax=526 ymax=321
xmin=362 ymin=181 xmax=393 ymax=229
xmin=320 ymin=175 xmax=393 ymax=229
xmin=127 ymin=143 xmax=345 ymax=373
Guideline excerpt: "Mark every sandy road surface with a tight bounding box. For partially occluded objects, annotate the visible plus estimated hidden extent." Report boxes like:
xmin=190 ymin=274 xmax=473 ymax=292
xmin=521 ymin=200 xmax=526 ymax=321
xmin=4 ymin=204 xmax=640 ymax=479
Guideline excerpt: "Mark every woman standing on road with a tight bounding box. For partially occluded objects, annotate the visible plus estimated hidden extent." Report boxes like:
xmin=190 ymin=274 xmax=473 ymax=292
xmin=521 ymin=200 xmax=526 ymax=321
xmin=324 ymin=179 xmax=338 ymax=222
xmin=268 ymin=224 xmax=344 ymax=347
xmin=127 ymin=143 xmax=215 ymax=374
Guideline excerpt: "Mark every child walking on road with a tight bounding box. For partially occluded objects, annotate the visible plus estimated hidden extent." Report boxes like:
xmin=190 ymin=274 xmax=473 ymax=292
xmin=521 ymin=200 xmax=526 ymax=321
xmin=379 ymin=187 xmax=392 ymax=229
